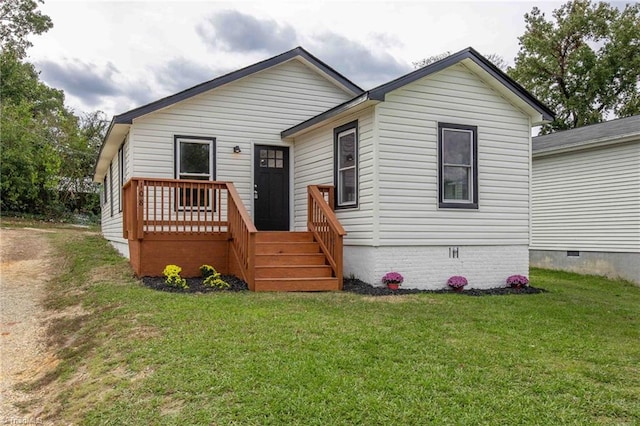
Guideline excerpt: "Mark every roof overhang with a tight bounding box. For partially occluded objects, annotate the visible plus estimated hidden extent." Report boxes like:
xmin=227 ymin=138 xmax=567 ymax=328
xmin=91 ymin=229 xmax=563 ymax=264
xmin=282 ymin=93 xmax=379 ymax=140
xmin=459 ymin=58 xmax=550 ymax=126
xmin=93 ymin=121 xmax=129 ymax=182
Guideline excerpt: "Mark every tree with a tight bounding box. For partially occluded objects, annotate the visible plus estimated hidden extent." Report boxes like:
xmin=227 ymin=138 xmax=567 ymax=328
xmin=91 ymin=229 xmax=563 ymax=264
xmin=0 ymin=0 xmax=53 ymax=58
xmin=0 ymin=51 xmax=66 ymax=214
xmin=413 ymin=51 xmax=508 ymax=71
xmin=508 ymin=0 xmax=640 ymax=133
xmin=57 ymin=111 xmax=108 ymax=215
xmin=1 ymin=50 xmax=106 ymax=217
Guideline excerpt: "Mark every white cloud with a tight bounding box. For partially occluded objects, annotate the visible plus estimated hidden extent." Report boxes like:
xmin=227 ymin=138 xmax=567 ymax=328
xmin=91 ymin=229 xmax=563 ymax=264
xmin=28 ymin=0 xmax=566 ymax=117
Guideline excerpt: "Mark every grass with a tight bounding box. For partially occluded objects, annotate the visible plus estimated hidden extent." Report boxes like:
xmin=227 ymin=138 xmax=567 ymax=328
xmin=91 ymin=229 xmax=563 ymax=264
xmin=32 ymin=227 xmax=640 ymax=425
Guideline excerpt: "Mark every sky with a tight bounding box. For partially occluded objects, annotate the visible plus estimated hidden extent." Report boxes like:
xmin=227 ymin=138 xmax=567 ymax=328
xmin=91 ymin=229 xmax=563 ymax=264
xmin=27 ymin=0 xmax=574 ymax=118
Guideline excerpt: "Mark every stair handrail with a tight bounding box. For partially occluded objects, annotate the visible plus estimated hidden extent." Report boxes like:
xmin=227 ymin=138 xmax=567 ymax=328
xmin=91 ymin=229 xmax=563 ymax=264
xmin=307 ymin=185 xmax=346 ymax=289
xmin=227 ymin=182 xmax=257 ymax=290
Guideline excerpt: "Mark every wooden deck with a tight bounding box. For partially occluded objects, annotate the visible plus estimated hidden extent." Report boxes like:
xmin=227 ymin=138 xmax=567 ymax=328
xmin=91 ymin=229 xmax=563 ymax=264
xmin=122 ymin=178 xmax=345 ymax=291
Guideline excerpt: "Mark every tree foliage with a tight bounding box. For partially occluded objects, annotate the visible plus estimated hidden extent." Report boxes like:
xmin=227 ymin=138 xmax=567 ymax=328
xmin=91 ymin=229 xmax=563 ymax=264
xmin=1 ymin=51 xmax=65 ymax=214
xmin=508 ymin=0 xmax=640 ymax=133
xmin=413 ymin=51 xmax=508 ymax=71
xmin=0 ymin=0 xmax=53 ymax=58
xmin=0 ymin=1 xmax=104 ymax=219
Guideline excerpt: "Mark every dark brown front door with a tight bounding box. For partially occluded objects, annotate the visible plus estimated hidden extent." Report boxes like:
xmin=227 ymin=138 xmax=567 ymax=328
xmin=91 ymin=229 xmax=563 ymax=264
xmin=254 ymin=145 xmax=289 ymax=230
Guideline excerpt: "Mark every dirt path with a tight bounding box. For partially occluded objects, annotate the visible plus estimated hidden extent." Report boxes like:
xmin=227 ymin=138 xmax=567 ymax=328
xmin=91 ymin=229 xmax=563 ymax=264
xmin=0 ymin=227 xmax=57 ymax=423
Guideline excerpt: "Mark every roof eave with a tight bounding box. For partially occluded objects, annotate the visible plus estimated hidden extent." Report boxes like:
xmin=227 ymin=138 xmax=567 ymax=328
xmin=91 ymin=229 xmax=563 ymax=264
xmin=93 ymin=121 xmax=130 ymax=182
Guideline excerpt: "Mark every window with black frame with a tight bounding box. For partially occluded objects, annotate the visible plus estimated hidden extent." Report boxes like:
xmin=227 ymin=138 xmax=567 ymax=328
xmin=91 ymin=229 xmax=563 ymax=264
xmin=175 ymin=136 xmax=215 ymax=210
xmin=334 ymin=121 xmax=358 ymax=209
xmin=438 ymin=123 xmax=478 ymax=209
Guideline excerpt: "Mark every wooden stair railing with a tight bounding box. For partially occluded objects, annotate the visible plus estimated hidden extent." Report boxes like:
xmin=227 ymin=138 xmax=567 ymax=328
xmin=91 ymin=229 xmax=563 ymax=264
xmin=307 ymin=185 xmax=346 ymax=289
xmin=227 ymin=182 xmax=257 ymax=290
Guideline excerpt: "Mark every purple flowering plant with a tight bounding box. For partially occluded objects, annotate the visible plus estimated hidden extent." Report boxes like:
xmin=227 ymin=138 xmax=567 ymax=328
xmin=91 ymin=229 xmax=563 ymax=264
xmin=447 ymin=275 xmax=468 ymax=289
xmin=506 ymin=274 xmax=529 ymax=287
xmin=382 ymin=272 xmax=404 ymax=285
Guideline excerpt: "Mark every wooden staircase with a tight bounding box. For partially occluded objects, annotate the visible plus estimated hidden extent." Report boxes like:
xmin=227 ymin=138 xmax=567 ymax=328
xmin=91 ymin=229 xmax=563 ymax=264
xmin=253 ymin=231 xmax=340 ymax=291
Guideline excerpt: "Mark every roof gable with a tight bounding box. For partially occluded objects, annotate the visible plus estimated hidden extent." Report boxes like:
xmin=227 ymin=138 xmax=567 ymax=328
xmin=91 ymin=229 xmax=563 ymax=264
xmin=113 ymin=46 xmax=362 ymax=125
xmin=369 ymin=47 xmax=553 ymax=121
xmin=94 ymin=47 xmax=362 ymax=181
xmin=282 ymin=47 xmax=554 ymax=138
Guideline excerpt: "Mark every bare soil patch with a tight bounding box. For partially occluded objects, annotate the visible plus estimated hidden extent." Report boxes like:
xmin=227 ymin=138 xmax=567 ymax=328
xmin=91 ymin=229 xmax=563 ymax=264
xmin=0 ymin=228 xmax=59 ymax=423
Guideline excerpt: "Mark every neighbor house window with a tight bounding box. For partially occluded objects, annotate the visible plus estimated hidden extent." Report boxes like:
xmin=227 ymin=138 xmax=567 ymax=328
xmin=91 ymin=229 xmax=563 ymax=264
xmin=118 ymin=143 xmax=125 ymax=213
xmin=438 ymin=123 xmax=478 ymax=209
xmin=174 ymin=136 xmax=215 ymax=209
xmin=334 ymin=121 xmax=358 ymax=209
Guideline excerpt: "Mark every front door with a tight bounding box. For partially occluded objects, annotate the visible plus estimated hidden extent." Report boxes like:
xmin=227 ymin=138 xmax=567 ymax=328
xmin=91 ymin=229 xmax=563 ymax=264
xmin=254 ymin=145 xmax=289 ymax=230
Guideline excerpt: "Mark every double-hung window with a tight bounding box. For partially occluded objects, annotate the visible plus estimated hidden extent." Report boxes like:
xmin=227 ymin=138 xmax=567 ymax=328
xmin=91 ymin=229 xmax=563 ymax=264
xmin=438 ymin=123 xmax=478 ymax=209
xmin=175 ymin=136 xmax=215 ymax=210
xmin=334 ymin=121 xmax=358 ymax=209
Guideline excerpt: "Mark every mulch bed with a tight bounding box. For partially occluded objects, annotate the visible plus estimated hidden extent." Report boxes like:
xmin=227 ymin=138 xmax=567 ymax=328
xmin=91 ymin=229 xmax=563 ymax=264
xmin=141 ymin=275 xmax=249 ymax=293
xmin=344 ymin=278 xmax=547 ymax=296
xmin=141 ymin=275 xmax=546 ymax=296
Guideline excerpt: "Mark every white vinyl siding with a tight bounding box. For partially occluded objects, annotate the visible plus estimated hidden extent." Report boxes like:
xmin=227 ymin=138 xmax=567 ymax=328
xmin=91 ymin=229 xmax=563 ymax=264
xmin=375 ymin=63 xmax=531 ymax=246
xmin=531 ymin=141 xmax=640 ymax=252
xmin=293 ymin=109 xmax=376 ymax=245
xmin=130 ymin=59 xmax=352 ymax=215
xmin=101 ymin=135 xmax=130 ymax=247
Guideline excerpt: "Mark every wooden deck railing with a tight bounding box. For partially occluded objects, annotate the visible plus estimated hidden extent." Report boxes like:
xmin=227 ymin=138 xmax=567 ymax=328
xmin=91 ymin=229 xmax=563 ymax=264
xmin=122 ymin=177 xmax=230 ymax=239
xmin=122 ymin=177 xmax=256 ymax=288
xmin=307 ymin=185 xmax=346 ymax=289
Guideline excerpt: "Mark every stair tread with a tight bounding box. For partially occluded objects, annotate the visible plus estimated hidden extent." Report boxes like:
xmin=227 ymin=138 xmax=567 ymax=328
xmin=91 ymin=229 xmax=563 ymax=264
xmin=255 ymin=277 xmax=337 ymax=281
xmin=255 ymin=265 xmax=331 ymax=268
xmin=253 ymin=277 xmax=340 ymax=292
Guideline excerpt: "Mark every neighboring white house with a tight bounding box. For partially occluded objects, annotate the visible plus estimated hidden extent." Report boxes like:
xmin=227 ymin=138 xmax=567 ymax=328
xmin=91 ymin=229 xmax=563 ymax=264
xmin=531 ymin=115 xmax=640 ymax=285
xmin=94 ymin=46 xmax=553 ymax=290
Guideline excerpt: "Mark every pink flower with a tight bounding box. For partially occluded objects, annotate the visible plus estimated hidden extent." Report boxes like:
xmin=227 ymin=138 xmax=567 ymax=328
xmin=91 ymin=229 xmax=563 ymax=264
xmin=382 ymin=272 xmax=404 ymax=285
xmin=506 ymin=275 xmax=529 ymax=287
xmin=447 ymin=276 xmax=468 ymax=288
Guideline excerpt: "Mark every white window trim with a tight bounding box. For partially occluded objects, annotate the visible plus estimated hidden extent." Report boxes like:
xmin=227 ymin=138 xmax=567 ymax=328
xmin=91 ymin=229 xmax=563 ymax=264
xmin=174 ymin=136 xmax=215 ymax=211
xmin=334 ymin=121 xmax=358 ymax=209
xmin=175 ymin=137 xmax=214 ymax=181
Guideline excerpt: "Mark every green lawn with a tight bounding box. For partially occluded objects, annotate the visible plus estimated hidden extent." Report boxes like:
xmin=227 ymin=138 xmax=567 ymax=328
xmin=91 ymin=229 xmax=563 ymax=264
xmin=37 ymin=228 xmax=640 ymax=425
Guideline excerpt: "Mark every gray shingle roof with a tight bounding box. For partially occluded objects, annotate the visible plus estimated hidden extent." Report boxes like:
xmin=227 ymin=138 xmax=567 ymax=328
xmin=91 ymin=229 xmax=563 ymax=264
xmin=533 ymin=115 xmax=640 ymax=154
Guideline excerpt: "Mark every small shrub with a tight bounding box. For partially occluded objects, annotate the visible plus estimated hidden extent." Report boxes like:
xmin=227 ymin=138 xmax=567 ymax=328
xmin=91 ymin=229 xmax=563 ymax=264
xmin=200 ymin=264 xmax=229 ymax=289
xmin=382 ymin=271 xmax=404 ymax=285
xmin=163 ymin=264 xmax=188 ymax=289
xmin=506 ymin=274 xmax=529 ymax=287
xmin=204 ymin=275 xmax=230 ymax=289
xmin=200 ymin=264 xmax=216 ymax=278
xmin=447 ymin=275 xmax=468 ymax=289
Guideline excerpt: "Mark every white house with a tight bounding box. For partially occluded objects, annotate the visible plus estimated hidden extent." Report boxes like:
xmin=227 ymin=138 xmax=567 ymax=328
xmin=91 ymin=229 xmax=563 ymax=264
xmin=94 ymin=46 xmax=553 ymax=291
xmin=531 ymin=115 xmax=640 ymax=285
